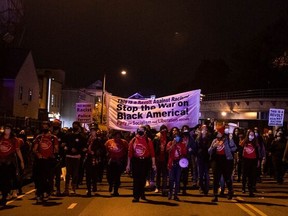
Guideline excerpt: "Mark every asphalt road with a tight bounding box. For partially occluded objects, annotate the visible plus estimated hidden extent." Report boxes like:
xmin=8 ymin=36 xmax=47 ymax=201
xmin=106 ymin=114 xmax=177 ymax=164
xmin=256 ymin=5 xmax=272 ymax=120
xmin=1 ymin=173 xmax=287 ymax=216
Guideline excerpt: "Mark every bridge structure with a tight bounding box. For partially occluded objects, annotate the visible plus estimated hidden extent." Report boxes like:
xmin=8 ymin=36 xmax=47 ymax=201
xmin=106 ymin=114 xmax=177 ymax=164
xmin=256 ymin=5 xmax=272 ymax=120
xmin=200 ymin=88 xmax=288 ymax=128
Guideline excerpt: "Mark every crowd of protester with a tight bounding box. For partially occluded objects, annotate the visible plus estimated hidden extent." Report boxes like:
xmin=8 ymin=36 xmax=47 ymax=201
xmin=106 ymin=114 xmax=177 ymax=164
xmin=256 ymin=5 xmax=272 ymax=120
xmin=0 ymin=120 xmax=287 ymax=206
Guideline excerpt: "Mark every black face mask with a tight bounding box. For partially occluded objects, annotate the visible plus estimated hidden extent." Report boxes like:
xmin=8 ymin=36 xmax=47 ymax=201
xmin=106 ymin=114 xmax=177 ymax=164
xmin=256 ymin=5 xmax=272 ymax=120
xmin=73 ymin=127 xmax=79 ymax=132
xmin=138 ymin=131 xmax=144 ymax=136
xmin=53 ymin=126 xmax=60 ymax=131
xmin=183 ymin=132 xmax=189 ymax=136
xmin=42 ymin=129 xmax=49 ymax=134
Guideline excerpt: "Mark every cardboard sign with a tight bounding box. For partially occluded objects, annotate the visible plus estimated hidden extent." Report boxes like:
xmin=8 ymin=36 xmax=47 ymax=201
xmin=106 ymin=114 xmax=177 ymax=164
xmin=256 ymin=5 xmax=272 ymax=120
xmin=76 ymin=103 xmax=93 ymax=123
xmin=268 ymin=108 xmax=285 ymax=126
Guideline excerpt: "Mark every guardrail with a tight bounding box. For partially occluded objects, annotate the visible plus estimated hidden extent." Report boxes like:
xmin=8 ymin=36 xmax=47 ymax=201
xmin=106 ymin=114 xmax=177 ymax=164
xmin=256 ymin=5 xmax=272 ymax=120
xmin=203 ymin=88 xmax=288 ymax=101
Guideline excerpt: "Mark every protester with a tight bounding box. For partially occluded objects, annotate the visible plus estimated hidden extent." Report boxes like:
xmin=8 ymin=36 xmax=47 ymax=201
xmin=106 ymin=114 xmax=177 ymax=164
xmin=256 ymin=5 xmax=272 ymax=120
xmin=84 ymin=124 xmax=106 ymax=196
xmin=270 ymin=130 xmax=287 ymax=184
xmin=166 ymin=127 xmax=187 ymax=201
xmin=196 ymin=125 xmax=212 ymax=195
xmin=254 ymin=127 xmax=266 ymax=184
xmin=126 ymin=125 xmax=156 ymax=203
xmin=0 ymin=124 xmax=25 ymax=206
xmin=32 ymin=121 xmax=59 ymax=203
xmin=51 ymin=119 xmax=66 ymax=196
xmin=181 ymin=125 xmax=197 ymax=194
xmin=153 ymin=124 xmax=170 ymax=196
xmin=209 ymin=126 xmax=237 ymax=202
xmin=263 ymin=130 xmax=275 ymax=177
xmin=241 ymin=130 xmax=260 ymax=197
xmin=63 ymin=121 xmax=87 ymax=196
xmin=105 ymin=130 xmax=128 ymax=196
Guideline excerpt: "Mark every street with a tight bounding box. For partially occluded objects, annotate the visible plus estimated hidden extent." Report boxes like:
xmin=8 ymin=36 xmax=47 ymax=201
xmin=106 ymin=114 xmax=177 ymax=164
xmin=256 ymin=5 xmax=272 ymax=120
xmin=1 ymin=174 xmax=287 ymax=216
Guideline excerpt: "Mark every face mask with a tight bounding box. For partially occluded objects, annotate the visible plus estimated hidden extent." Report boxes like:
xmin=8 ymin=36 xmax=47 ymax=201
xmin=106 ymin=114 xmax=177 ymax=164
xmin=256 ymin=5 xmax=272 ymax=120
xmin=183 ymin=132 xmax=189 ymax=136
xmin=276 ymin=136 xmax=281 ymax=141
xmin=175 ymin=136 xmax=181 ymax=143
xmin=249 ymin=135 xmax=254 ymax=141
xmin=138 ymin=131 xmax=144 ymax=136
xmin=53 ymin=126 xmax=60 ymax=131
xmin=255 ymin=132 xmax=258 ymax=137
xmin=42 ymin=129 xmax=49 ymax=134
xmin=73 ymin=127 xmax=79 ymax=132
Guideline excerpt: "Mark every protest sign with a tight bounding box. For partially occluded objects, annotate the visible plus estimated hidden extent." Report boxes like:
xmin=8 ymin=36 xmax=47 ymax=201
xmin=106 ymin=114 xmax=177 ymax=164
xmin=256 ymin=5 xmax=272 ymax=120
xmin=106 ymin=90 xmax=201 ymax=131
xmin=76 ymin=103 xmax=93 ymax=123
xmin=268 ymin=108 xmax=285 ymax=126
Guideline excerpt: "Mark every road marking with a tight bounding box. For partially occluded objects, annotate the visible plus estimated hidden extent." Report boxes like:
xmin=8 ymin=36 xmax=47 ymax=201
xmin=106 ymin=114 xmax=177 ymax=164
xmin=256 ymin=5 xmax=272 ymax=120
xmin=234 ymin=202 xmax=257 ymax=216
xmin=235 ymin=197 xmax=268 ymax=216
xmin=68 ymin=203 xmax=78 ymax=209
xmin=6 ymin=189 xmax=36 ymax=205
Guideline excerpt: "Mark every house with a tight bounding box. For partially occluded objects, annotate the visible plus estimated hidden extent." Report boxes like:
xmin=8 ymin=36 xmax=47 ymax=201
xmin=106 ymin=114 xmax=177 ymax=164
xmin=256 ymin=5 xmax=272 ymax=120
xmin=0 ymin=48 xmax=39 ymax=119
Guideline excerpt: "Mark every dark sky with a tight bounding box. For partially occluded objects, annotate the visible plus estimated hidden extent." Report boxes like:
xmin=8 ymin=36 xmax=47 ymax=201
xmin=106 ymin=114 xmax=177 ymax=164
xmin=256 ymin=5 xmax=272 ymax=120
xmin=22 ymin=0 xmax=288 ymax=97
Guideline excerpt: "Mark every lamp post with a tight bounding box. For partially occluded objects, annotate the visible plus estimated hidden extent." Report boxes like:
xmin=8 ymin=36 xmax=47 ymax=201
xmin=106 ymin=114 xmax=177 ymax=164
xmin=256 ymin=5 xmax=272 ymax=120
xmin=100 ymin=74 xmax=106 ymax=124
xmin=100 ymin=71 xmax=127 ymax=124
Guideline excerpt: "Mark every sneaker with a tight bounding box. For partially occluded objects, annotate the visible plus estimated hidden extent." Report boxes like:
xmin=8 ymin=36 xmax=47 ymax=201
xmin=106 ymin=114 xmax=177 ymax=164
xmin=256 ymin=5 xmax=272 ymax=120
xmin=168 ymin=192 xmax=172 ymax=200
xmin=0 ymin=199 xmax=7 ymax=206
xmin=109 ymin=185 xmax=113 ymax=192
xmin=174 ymin=196 xmax=180 ymax=201
xmin=154 ymin=188 xmax=159 ymax=193
xmin=132 ymin=198 xmax=139 ymax=203
xmin=12 ymin=190 xmax=18 ymax=198
xmin=140 ymin=195 xmax=147 ymax=200
xmin=86 ymin=191 xmax=92 ymax=197
xmin=145 ymin=180 xmax=150 ymax=187
xmin=36 ymin=196 xmax=42 ymax=204
xmin=227 ymin=191 xmax=233 ymax=200
xmin=211 ymin=196 xmax=218 ymax=202
xmin=63 ymin=190 xmax=69 ymax=196
xmin=111 ymin=192 xmax=119 ymax=197
xmin=182 ymin=190 xmax=187 ymax=195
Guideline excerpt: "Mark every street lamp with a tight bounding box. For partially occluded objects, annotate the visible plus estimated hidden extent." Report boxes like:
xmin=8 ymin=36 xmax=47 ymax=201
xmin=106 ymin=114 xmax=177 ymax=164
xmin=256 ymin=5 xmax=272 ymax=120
xmin=100 ymin=71 xmax=127 ymax=124
xmin=100 ymin=74 xmax=106 ymax=124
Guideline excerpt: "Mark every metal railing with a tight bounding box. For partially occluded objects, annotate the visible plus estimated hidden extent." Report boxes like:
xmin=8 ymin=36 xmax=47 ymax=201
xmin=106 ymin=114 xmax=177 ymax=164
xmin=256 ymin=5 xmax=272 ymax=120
xmin=203 ymin=88 xmax=288 ymax=101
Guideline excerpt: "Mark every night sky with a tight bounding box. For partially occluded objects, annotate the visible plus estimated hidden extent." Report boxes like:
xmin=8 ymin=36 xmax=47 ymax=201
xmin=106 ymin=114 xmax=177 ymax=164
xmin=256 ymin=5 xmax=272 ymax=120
xmin=21 ymin=0 xmax=288 ymax=97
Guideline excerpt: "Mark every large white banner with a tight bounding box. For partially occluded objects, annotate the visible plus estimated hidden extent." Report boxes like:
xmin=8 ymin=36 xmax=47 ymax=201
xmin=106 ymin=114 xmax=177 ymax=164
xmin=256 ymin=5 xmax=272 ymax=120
xmin=106 ymin=90 xmax=201 ymax=131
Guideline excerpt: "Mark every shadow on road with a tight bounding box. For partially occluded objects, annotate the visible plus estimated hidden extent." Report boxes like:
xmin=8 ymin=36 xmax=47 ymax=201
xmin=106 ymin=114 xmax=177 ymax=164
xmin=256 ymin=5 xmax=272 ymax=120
xmin=141 ymin=199 xmax=179 ymax=206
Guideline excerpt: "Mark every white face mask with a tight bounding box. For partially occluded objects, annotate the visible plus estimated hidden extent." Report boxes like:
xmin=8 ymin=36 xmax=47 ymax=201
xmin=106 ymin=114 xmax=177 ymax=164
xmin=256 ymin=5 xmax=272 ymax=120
xmin=249 ymin=135 xmax=254 ymax=141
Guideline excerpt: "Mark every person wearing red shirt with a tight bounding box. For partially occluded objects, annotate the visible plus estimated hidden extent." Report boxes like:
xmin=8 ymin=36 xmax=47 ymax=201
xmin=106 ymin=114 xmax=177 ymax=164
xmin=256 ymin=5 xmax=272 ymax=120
xmin=126 ymin=126 xmax=156 ymax=203
xmin=33 ymin=121 xmax=59 ymax=203
xmin=153 ymin=124 xmax=170 ymax=196
xmin=241 ymin=130 xmax=260 ymax=197
xmin=105 ymin=130 xmax=128 ymax=196
xmin=209 ymin=126 xmax=237 ymax=202
xmin=166 ymin=127 xmax=187 ymax=201
xmin=0 ymin=124 xmax=24 ymax=206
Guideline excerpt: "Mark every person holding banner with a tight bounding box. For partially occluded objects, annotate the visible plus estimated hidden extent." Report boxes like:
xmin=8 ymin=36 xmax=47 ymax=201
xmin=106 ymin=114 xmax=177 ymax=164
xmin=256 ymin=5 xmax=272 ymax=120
xmin=153 ymin=124 xmax=170 ymax=196
xmin=126 ymin=125 xmax=156 ymax=203
xmin=166 ymin=127 xmax=187 ymax=201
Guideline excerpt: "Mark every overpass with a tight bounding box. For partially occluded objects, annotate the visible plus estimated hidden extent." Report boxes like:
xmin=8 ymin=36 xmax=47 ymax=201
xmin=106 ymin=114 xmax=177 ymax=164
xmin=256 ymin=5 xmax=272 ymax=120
xmin=200 ymin=88 xmax=288 ymax=127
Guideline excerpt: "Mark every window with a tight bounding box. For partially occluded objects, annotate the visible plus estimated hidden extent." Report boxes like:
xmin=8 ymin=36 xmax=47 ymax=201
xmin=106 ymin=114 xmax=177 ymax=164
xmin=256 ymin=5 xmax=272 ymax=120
xmin=28 ymin=89 xmax=33 ymax=101
xmin=51 ymin=94 xmax=55 ymax=107
xmin=19 ymin=86 xmax=23 ymax=100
